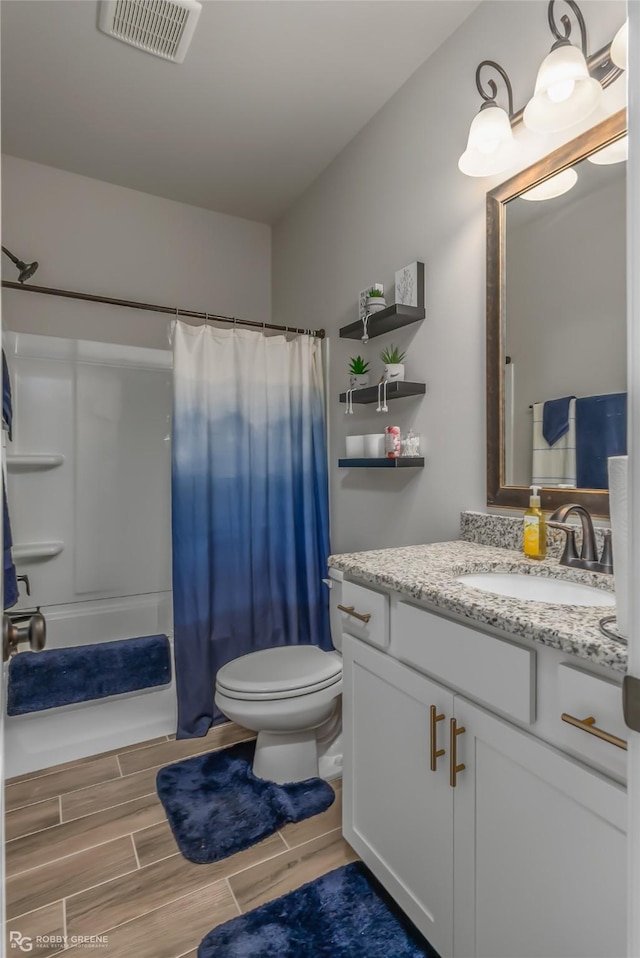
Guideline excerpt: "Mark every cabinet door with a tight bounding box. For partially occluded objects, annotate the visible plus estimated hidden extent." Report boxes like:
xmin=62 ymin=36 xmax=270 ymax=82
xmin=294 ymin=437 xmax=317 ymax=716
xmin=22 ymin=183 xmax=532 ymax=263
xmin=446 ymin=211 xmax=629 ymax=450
xmin=342 ymin=634 xmax=455 ymax=957
xmin=453 ymin=697 xmax=627 ymax=958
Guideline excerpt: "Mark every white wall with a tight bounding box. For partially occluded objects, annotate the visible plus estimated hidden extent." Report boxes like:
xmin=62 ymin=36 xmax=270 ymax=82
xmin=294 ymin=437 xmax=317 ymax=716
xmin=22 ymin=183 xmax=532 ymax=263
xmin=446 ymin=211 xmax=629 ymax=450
xmin=1 ymin=155 xmax=271 ymax=349
xmin=273 ymin=0 xmax=626 ymax=555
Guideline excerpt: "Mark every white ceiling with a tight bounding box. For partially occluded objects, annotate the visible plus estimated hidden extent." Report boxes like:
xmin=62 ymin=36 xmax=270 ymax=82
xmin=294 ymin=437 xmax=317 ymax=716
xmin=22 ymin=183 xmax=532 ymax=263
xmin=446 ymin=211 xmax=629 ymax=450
xmin=0 ymin=0 xmax=479 ymax=223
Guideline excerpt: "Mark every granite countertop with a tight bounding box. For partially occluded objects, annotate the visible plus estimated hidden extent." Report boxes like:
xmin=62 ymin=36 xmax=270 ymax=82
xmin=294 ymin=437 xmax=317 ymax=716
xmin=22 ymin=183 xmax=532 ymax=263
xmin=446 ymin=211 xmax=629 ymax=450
xmin=328 ymin=540 xmax=626 ymax=673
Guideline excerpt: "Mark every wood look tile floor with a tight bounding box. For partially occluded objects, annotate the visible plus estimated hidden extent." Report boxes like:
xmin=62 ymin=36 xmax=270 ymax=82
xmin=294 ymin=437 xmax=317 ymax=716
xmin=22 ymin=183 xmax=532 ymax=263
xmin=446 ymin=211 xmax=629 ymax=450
xmin=4 ymin=723 xmax=356 ymax=957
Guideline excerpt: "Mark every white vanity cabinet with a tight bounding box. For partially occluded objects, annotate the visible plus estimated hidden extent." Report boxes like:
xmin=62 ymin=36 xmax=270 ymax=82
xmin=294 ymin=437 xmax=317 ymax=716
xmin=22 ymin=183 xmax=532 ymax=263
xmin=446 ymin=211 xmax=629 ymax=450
xmin=343 ymin=635 xmax=455 ymax=957
xmin=453 ymin=696 xmax=626 ymax=958
xmin=340 ymin=586 xmax=627 ymax=958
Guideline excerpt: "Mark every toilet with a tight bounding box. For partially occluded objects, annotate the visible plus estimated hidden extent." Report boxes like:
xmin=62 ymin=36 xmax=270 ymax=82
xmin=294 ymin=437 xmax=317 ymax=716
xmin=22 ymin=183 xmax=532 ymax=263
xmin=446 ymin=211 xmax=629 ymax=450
xmin=214 ymin=569 xmax=344 ymax=785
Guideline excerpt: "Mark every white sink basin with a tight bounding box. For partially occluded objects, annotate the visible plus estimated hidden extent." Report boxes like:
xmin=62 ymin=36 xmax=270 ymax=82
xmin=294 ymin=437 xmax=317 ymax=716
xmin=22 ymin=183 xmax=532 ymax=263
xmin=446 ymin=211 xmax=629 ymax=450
xmin=456 ymin=573 xmax=615 ymax=607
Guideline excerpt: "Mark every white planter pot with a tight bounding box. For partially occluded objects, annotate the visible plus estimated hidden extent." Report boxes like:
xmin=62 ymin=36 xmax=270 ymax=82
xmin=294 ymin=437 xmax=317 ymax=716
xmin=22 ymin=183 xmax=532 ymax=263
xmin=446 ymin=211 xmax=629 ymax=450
xmin=349 ymin=374 xmax=369 ymax=389
xmin=366 ymin=297 xmax=386 ymax=314
xmin=384 ymin=363 xmax=405 ymax=383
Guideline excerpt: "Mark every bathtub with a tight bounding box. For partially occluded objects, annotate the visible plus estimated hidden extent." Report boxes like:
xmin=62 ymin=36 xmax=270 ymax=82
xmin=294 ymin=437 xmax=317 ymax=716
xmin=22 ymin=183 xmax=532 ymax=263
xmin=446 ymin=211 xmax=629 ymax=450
xmin=4 ymin=592 xmax=177 ymax=778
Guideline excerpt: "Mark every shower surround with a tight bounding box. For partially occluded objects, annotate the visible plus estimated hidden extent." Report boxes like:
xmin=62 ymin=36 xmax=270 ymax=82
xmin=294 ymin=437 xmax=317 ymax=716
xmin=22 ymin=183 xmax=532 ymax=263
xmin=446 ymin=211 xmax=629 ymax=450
xmin=3 ymin=331 xmax=175 ymax=776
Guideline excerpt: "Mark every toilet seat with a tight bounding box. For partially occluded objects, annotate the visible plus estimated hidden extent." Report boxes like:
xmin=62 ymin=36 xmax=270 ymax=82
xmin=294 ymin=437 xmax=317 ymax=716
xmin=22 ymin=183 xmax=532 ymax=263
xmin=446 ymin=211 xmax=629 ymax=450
xmin=216 ymin=646 xmax=342 ymax=701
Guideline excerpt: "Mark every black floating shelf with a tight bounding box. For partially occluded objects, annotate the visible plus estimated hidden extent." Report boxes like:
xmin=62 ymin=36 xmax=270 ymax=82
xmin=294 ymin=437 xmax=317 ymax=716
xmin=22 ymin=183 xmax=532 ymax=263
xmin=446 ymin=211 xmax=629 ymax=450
xmin=340 ymin=304 xmax=425 ymax=340
xmin=338 ymin=457 xmax=425 ymax=469
xmin=339 ymin=381 xmax=426 ymax=404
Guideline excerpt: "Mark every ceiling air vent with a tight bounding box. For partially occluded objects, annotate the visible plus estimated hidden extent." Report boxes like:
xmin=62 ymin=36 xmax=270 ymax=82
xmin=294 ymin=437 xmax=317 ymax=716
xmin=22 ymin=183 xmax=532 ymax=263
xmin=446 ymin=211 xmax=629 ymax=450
xmin=99 ymin=0 xmax=202 ymax=63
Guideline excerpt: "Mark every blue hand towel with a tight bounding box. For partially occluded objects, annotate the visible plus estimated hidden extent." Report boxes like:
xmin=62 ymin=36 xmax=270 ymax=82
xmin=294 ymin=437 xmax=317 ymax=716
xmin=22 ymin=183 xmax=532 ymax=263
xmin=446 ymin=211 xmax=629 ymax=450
xmin=542 ymin=396 xmax=575 ymax=446
xmin=2 ymin=349 xmax=13 ymax=441
xmin=576 ymin=393 xmax=627 ymax=490
xmin=2 ymin=349 xmax=18 ymax=609
xmin=3 ymin=486 xmax=18 ymax=609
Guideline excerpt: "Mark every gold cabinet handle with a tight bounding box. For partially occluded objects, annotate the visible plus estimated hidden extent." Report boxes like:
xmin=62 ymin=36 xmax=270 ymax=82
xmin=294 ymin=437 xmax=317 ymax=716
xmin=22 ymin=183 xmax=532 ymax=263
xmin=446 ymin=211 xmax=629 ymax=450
xmin=430 ymin=705 xmax=445 ymax=771
xmin=561 ymin=713 xmax=627 ymax=751
xmin=337 ymin=604 xmax=371 ymax=624
xmin=449 ymin=717 xmax=466 ymax=788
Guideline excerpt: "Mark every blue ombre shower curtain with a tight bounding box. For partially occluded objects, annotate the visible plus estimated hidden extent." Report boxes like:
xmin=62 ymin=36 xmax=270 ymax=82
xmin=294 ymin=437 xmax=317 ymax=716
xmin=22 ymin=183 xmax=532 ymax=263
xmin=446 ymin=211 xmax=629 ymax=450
xmin=171 ymin=321 xmax=331 ymax=738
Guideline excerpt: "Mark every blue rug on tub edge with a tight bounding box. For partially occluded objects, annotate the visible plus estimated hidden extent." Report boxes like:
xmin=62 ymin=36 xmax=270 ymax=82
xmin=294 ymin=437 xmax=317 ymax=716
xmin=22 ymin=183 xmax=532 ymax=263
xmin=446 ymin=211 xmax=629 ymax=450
xmin=198 ymin=861 xmax=439 ymax=958
xmin=7 ymin=634 xmax=172 ymax=716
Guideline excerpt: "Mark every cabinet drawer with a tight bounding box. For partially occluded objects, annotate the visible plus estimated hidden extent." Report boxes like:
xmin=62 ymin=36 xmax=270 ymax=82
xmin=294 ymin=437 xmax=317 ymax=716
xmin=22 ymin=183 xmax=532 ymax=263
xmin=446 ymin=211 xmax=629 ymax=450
xmin=338 ymin=580 xmax=389 ymax=650
xmin=557 ymin=663 xmax=627 ymax=780
xmin=393 ymin=601 xmax=535 ymax=724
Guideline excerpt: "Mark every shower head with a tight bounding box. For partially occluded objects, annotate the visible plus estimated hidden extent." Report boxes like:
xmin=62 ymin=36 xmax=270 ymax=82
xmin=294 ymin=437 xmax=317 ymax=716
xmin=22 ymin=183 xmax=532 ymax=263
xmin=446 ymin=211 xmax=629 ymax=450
xmin=18 ymin=260 xmax=39 ymax=283
xmin=2 ymin=246 xmax=38 ymax=283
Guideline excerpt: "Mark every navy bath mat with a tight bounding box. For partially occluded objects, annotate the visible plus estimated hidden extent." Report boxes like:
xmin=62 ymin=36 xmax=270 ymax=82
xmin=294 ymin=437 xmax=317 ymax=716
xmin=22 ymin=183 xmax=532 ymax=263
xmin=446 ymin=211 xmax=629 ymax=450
xmin=7 ymin=634 xmax=171 ymax=716
xmin=198 ymin=861 xmax=439 ymax=958
xmin=156 ymin=740 xmax=335 ymax=864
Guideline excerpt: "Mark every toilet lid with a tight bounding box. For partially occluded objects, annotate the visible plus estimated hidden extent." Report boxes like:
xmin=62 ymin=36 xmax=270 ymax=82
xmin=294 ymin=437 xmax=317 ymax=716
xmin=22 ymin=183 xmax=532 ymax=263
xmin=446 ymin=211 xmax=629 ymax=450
xmin=216 ymin=646 xmax=342 ymax=699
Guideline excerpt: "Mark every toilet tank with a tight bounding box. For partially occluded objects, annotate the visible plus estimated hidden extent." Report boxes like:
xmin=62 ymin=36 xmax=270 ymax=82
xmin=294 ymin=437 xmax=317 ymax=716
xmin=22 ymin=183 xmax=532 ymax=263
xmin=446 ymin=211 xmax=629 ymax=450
xmin=327 ymin=567 xmax=344 ymax=654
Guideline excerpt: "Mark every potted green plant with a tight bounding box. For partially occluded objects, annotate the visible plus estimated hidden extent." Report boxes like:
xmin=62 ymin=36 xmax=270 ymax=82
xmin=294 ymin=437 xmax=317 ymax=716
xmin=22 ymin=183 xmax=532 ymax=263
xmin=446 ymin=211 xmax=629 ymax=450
xmin=366 ymin=285 xmax=386 ymax=314
xmin=349 ymin=355 xmax=370 ymax=388
xmin=380 ymin=344 xmax=406 ymax=383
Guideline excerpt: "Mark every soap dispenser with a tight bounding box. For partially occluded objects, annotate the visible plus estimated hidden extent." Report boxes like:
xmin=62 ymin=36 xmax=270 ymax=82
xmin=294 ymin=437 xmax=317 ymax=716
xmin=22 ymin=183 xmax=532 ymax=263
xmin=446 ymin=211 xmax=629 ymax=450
xmin=524 ymin=485 xmax=547 ymax=560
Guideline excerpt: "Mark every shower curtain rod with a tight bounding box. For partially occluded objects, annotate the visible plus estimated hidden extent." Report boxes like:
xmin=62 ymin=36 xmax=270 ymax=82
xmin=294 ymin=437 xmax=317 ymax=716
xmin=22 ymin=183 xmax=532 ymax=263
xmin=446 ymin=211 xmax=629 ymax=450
xmin=1 ymin=280 xmax=326 ymax=339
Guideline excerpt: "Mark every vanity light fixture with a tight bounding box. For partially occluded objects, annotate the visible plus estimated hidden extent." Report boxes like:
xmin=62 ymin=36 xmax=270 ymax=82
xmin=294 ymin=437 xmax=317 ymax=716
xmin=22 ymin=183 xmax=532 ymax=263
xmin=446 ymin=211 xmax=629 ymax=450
xmin=523 ymin=1 xmax=602 ymax=134
xmin=610 ymin=20 xmax=628 ymax=71
xmin=520 ymin=167 xmax=578 ymax=202
xmin=586 ymin=135 xmax=628 ymax=166
xmin=458 ymin=61 xmax=518 ymax=177
xmin=459 ymin=1 xmax=625 ymax=179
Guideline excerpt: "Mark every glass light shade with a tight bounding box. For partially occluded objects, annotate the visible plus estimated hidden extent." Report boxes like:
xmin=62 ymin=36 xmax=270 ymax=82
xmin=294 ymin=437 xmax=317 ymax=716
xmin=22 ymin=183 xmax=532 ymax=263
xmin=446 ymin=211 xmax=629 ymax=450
xmin=520 ymin=167 xmax=578 ymax=201
xmin=458 ymin=105 xmax=517 ymax=177
xmin=523 ymin=44 xmax=602 ymax=133
xmin=611 ymin=21 xmax=628 ymax=71
xmin=587 ymin=135 xmax=628 ymax=165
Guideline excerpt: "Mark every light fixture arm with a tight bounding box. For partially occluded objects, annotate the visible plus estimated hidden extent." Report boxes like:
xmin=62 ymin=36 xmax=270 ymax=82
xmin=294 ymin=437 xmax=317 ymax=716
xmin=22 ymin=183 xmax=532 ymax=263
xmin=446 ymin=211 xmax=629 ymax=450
xmin=475 ymin=60 xmax=514 ymax=117
xmin=548 ymin=0 xmax=588 ymax=55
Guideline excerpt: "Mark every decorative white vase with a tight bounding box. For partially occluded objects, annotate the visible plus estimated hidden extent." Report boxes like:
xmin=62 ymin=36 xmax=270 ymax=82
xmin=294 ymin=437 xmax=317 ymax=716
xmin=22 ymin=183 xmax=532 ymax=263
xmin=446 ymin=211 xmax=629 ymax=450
xmin=349 ymin=374 xmax=369 ymax=389
xmin=366 ymin=297 xmax=386 ymax=314
xmin=384 ymin=363 xmax=405 ymax=383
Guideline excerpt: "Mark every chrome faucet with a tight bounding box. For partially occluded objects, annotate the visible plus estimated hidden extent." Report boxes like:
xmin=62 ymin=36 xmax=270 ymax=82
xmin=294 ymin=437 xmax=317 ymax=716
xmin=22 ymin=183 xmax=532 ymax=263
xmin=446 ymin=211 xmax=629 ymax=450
xmin=548 ymin=504 xmax=613 ymax=575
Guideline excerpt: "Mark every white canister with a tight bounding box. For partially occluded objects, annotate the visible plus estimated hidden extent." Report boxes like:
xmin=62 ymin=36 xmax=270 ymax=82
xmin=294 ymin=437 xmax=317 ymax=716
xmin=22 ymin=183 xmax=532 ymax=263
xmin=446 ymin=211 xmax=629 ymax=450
xmin=345 ymin=435 xmax=365 ymax=458
xmin=363 ymin=434 xmax=385 ymax=458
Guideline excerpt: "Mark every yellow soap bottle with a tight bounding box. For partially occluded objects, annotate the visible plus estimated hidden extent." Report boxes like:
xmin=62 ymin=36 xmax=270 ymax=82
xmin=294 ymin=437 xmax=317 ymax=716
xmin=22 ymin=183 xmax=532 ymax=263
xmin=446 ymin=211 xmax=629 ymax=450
xmin=523 ymin=485 xmax=547 ymax=560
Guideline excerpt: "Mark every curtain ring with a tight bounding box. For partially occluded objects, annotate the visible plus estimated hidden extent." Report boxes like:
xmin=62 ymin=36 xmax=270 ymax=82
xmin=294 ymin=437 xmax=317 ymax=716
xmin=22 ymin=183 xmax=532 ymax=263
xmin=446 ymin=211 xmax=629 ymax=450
xmin=233 ymin=316 xmax=238 ymax=327
xmin=204 ymin=312 xmax=209 ymax=327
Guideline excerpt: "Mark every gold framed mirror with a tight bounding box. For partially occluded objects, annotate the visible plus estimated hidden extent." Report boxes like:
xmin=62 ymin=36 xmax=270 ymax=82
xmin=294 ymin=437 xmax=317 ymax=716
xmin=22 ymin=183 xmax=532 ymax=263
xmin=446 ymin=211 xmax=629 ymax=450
xmin=486 ymin=108 xmax=627 ymax=517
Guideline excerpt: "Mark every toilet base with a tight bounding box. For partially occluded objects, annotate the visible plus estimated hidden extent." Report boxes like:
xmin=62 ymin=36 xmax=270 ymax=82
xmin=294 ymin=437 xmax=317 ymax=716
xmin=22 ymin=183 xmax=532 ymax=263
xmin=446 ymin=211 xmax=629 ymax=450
xmin=253 ymin=729 xmax=319 ymax=784
xmin=319 ymin=731 xmax=343 ymax=781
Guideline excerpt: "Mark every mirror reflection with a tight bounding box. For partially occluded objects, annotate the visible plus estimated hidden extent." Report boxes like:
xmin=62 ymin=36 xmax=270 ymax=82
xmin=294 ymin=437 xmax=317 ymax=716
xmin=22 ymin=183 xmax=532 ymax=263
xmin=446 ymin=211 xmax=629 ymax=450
xmin=503 ymin=138 xmax=626 ymax=491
